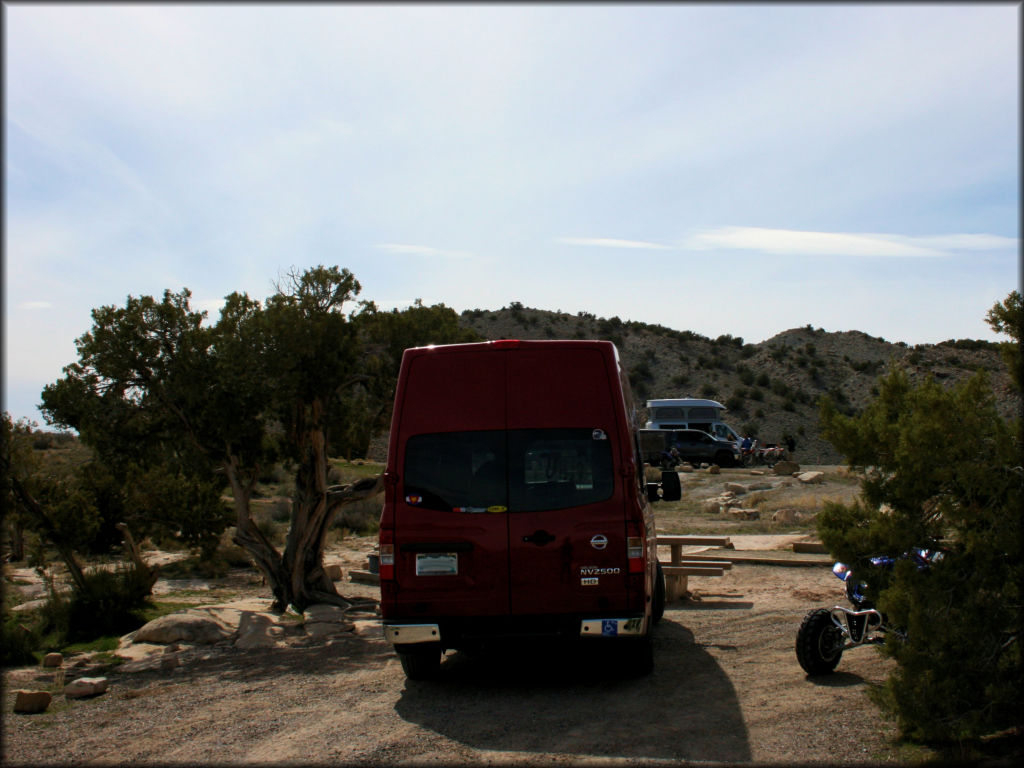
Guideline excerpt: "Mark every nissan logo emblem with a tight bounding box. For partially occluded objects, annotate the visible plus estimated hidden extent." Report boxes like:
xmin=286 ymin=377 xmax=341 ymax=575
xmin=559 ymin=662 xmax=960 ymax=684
xmin=590 ymin=534 xmax=608 ymax=550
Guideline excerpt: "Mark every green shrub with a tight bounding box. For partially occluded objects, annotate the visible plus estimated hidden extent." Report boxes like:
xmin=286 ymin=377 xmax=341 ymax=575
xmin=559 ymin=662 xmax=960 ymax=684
xmin=1 ymin=611 xmax=39 ymax=667
xmin=256 ymin=517 xmax=284 ymax=546
xmin=272 ymin=497 xmax=292 ymax=522
xmin=819 ymin=366 xmax=1023 ymax=744
xmin=332 ymin=498 xmax=382 ymax=536
xmin=725 ymin=394 xmax=745 ymax=412
xmin=37 ymin=565 xmax=154 ymax=648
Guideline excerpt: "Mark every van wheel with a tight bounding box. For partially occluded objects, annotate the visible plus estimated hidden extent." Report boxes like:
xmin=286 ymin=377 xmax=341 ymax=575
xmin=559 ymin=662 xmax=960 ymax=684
xmin=397 ymin=644 xmax=441 ymax=680
xmin=652 ymin=562 xmax=666 ymax=624
xmin=715 ymin=451 xmax=735 ymax=468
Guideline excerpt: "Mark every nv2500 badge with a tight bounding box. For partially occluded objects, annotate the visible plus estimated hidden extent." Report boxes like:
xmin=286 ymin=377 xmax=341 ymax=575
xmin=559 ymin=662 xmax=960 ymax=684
xmin=580 ymin=566 xmax=621 ymax=575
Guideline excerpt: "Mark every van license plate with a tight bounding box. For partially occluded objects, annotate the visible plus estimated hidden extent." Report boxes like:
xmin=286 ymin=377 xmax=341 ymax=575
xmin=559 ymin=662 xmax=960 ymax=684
xmin=415 ymin=553 xmax=458 ymax=576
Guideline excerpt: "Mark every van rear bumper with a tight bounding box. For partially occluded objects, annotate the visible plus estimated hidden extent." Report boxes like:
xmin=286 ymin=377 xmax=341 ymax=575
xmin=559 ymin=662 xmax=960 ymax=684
xmin=384 ymin=615 xmax=648 ymax=646
xmin=579 ymin=617 xmax=647 ymax=637
xmin=384 ymin=623 xmax=441 ymax=645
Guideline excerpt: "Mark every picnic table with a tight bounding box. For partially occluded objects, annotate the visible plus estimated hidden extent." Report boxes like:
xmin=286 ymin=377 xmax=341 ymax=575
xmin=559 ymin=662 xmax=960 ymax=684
xmin=657 ymin=534 xmax=734 ymax=601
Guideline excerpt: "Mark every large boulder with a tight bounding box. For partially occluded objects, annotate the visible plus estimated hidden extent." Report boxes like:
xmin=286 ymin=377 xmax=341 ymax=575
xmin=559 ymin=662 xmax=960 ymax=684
xmin=773 ymin=460 xmax=800 ymax=476
xmin=133 ymin=613 xmax=232 ymax=645
xmin=701 ymin=500 xmax=722 ymax=515
xmin=303 ymin=604 xmax=355 ymax=639
xmin=235 ymin=612 xmax=286 ymax=649
xmin=797 ymin=471 xmax=825 ymax=485
xmin=771 ymin=508 xmax=801 ymax=523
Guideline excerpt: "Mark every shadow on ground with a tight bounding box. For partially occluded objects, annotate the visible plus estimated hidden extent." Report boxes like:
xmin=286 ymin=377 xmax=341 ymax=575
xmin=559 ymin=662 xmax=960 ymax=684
xmin=394 ymin=619 xmax=751 ymax=762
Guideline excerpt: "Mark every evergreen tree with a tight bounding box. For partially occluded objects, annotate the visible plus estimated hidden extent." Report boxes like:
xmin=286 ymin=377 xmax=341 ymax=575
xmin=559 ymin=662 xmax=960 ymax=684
xmin=817 ymin=291 xmax=1023 ymax=744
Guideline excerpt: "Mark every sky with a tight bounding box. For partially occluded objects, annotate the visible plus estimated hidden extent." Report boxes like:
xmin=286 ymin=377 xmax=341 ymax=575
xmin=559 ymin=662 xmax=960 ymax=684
xmin=4 ymin=3 xmax=1020 ymax=426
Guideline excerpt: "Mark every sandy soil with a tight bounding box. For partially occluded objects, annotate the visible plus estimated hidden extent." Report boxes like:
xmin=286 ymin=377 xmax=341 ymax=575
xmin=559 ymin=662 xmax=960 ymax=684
xmin=3 ymin=467 xmax=931 ymax=765
xmin=2 ymin=551 xmax=918 ymax=764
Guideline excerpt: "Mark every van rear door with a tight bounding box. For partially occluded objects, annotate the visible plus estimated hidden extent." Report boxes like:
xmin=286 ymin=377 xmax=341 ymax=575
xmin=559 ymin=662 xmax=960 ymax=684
xmin=392 ymin=348 xmax=511 ymax=618
xmin=504 ymin=345 xmax=632 ymax=616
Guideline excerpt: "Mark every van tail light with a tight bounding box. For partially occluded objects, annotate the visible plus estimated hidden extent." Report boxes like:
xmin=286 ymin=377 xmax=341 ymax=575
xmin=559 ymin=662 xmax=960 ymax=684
xmin=379 ymin=527 xmax=395 ymax=581
xmin=627 ymin=523 xmax=644 ymax=574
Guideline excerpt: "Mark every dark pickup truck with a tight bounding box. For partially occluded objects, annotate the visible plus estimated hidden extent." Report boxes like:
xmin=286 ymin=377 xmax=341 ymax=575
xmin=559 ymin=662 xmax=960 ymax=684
xmin=638 ymin=428 xmax=740 ymax=468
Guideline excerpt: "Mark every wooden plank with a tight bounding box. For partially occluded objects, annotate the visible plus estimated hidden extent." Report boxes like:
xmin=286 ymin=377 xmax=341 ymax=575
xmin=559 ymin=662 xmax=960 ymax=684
xmin=662 ymin=565 xmax=725 ymax=577
xmin=671 ymin=554 xmax=734 ymax=568
xmin=349 ymin=569 xmax=380 ymax=585
xmin=679 ymin=559 xmax=732 ymax=570
xmin=659 ymin=559 xmax=732 ymax=571
xmin=657 ymin=534 xmax=734 ymax=549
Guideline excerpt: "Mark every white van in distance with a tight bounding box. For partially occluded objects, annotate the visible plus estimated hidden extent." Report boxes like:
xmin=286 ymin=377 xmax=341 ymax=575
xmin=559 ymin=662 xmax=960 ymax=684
xmin=644 ymin=398 xmax=742 ymax=446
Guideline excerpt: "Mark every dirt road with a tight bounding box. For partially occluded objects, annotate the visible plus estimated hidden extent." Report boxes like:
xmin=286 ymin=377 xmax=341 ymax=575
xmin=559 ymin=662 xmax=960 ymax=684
xmin=3 ymin=550 xmax=913 ymax=765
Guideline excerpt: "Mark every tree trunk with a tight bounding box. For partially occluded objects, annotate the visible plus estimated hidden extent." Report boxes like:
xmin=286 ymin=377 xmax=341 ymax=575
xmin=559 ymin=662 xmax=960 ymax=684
xmin=223 ymin=407 xmax=384 ymax=612
xmin=278 ymin=398 xmax=386 ymax=611
xmin=115 ymin=522 xmax=158 ymax=593
xmin=224 ymin=454 xmax=290 ymax=611
xmin=281 ymin=398 xmax=337 ymax=611
xmin=6 ymin=474 xmax=89 ymax=593
xmin=9 ymin=518 xmax=25 ymax=561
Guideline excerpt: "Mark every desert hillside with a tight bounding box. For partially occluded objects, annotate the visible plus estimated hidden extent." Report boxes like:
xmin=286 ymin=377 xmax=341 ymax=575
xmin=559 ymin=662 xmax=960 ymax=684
xmin=452 ymin=305 xmax=1020 ymax=465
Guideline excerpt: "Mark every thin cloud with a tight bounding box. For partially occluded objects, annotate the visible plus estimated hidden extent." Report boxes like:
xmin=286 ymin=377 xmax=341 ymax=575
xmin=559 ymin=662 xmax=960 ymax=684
xmin=19 ymin=301 xmax=53 ymax=310
xmin=683 ymin=227 xmax=1017 ymax=258
xmin=557 ymin=237 xmax=672 ymax=250
xmin=376 ymin=244 xmax=474 ymax=260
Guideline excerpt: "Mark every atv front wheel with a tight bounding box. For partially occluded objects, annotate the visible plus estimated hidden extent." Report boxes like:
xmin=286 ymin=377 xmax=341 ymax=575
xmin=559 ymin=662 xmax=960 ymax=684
xmin=796 ymin=608 xmax=844 ymax=675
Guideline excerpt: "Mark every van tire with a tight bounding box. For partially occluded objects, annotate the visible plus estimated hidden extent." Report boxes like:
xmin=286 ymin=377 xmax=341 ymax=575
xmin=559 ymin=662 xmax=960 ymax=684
xmin=660 ymin=470 xmax=682 ymax=501
xmin=652 ymin=562 xmax=666 ymax=624
xmin=397 ymin=645 xmax=442 ymax=680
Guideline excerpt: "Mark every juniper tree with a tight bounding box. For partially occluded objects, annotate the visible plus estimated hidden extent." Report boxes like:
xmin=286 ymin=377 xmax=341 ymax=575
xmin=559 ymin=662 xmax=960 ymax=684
xmin=817 ymin=291 xmax=1023 ymax=744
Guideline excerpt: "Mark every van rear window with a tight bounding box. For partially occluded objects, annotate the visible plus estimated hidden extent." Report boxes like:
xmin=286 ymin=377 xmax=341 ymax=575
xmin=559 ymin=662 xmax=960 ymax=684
xmin=403 ymin=428 xmax=614 ymax=513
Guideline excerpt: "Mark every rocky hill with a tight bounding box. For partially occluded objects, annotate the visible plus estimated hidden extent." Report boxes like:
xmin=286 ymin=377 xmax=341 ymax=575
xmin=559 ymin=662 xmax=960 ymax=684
xmin=454 ymin=305 xmax=1020 ymax=464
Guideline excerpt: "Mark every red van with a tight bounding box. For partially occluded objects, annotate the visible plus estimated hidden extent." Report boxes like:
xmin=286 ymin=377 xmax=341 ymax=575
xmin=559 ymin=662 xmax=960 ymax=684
xmin=378 ymin=339 xmax=667 ymax=679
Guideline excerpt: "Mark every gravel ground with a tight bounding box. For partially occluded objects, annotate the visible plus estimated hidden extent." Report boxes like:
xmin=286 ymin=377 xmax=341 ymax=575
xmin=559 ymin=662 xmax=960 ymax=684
xmin=3 ymin=537 xmax=927 ymax=765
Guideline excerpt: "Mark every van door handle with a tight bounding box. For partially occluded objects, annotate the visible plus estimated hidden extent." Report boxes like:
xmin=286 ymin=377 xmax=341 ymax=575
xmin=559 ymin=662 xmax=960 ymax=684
xmin=522 ymin=529 xmax=556 ymax=546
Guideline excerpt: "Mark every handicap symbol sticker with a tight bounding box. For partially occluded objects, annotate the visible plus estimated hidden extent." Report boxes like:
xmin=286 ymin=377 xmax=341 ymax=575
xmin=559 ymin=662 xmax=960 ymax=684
xmin=601 ymin=620 xmax=618 ymax=636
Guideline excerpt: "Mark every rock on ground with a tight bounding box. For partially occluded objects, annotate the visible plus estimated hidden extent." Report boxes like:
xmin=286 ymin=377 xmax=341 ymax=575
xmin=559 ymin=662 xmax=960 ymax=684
xmin=63 ymin=677 xmax=108 ymax=699
xmin=13 ymin=690 xmax=51 ymax=714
